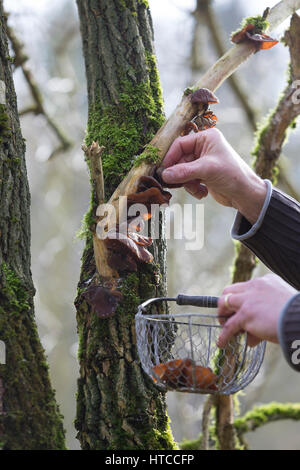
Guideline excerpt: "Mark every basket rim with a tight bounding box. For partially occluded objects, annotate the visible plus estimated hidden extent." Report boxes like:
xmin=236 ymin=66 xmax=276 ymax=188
xmin=135 ymin=311 xmax=228 ymax=323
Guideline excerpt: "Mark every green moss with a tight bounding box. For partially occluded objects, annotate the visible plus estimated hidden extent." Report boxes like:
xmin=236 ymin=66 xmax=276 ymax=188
xmin=133 ymin=144 xmax=160 ymax=167
xmin=252 ymin=110 xmax=274 ymax=158
xmin=76 ymin=197 xmax=96 ymax=241
xmin=251 ymin=78 xmax=299 ymax=185
xmin=0 ymin=263 xmax=66 ymax=449
xmin=120 ymin=0 xmax=149 ymax=11
xmin=212 ymin=347 xmax=226 ymax=376
xmin=183 ymin=87 xmax=195 ymax=96
xmin=85 ymin=77 xmax=164 ymax=199
xmin=1 ymin=262 xmax=31 ymax=314
xmin=243 ymin=15 xmax=269 ymax=32
xmin=0 ymin=103 xmax=11 ymax=143
xmin=144 ymin=419 xmax=178 ymax=450
xmin=234 ymin=402 xmax=300 ymax=435
xmin=180 ymin=435 xmax=202 ymax=450
xmin=231 ymin=15 xmax=269 ymax=41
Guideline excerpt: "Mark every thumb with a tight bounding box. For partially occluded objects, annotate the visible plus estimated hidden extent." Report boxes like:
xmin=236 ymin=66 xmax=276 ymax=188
xmin=162 ymin=160 xmax=205 ymax=184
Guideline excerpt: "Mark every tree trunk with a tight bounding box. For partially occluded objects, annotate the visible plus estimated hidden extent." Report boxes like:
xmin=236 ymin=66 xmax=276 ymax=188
xmin=0 ymin=3 xmax=65 ymax=450
xmin=75 ymin=0 xmax=177 ymax=450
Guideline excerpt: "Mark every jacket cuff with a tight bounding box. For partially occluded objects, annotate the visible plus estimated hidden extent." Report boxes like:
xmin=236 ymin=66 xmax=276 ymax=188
xmin=278 ymin=293 xmax=300 ymax=372
xmin=231 ymin=180 xmax=273 ymax=241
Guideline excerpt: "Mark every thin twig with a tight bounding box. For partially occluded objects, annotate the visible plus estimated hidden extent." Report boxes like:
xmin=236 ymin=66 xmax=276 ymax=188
xmin=4 ymin=11 xmax=72 ymax=159
xmin=193 ymin=0 xmax=258 ymax=130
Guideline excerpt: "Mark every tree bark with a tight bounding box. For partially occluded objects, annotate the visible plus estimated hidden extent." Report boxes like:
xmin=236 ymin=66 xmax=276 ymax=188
xmin=75 ymin=0 xmax=176 ymax=450
xmin=0 ymin=2 xmax=65 ymax=449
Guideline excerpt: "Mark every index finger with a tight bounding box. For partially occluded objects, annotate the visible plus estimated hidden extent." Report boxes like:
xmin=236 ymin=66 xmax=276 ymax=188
xmin=163 ymin=134 xmax=199 ymax=168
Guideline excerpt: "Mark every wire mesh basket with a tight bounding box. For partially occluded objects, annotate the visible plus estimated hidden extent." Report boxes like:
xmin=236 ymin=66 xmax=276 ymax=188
xmin=135 ymin=296 xmax=266 ymax=395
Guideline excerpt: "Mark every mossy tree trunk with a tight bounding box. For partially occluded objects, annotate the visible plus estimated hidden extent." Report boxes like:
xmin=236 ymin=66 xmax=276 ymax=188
xmin=75 ymin=0 xmax=176 ymax=450
xmin=0 ymin=2 xmax=65 ymax=450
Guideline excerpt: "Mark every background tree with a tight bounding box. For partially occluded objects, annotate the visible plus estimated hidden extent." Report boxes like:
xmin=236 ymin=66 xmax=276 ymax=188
xmin=75 ymin=0 xmax=176 ymax=450
xmin=0 ymin=1 xmax=65 ymax=450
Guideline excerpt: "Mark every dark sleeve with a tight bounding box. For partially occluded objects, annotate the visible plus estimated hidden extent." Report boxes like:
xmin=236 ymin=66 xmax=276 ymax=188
xmin=278 ymin=294 xmax=300 ymax=372
xmin=231 ymin=180 xmax=300 ymax=372
xmin=231 ymin=180 xmax=300 ymax=290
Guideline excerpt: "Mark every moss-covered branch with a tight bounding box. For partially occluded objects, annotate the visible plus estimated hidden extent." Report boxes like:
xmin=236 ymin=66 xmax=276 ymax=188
xmin=181 ymin=402 xmax=300 ymax=450
xmin=235 ymin=402 xmax=300 ymax=436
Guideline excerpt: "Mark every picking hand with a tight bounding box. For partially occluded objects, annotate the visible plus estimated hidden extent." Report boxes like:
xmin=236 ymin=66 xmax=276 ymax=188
xmin=162 ymin=129 xmax=267 ymax=225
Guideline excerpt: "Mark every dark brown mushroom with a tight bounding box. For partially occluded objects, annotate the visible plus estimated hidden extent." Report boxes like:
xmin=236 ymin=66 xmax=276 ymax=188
xmin=127 ymin=186 xmax=172 ymax=210
xmin=83 ymin=285 xmax=123 ymax=318
xmin=190 ymin=88 xmax=219 ymax=106
xmin=102 ymin=175 xmax=174 ymax=273
xmin=107 ymin=250 xmax=139 ymax=272
xmin=154 ymin=167 xmax=184 ymax=189
xmin=137 ymin=175 xmax=164 ymax=192
xmin=231 ymin=24 xmax=255 ymax=44
xmin=104 ymin=230 xmax=153 ymax=271
xmin=231 ymin=24 xmax=278 ymax=51
xmin=137 ymin=176 xmax=173 ymax=201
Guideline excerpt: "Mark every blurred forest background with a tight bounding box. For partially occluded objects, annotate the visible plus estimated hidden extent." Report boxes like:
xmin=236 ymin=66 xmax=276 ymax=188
xmin=4 ymin=0 xmax=300 ymax=450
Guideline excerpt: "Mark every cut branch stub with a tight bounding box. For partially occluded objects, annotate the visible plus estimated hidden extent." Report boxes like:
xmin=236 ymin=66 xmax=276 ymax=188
xmin=231 ymin=24 xmax=279 ymax=51
xmin=82 ymin=141 xmax=105 ymax=205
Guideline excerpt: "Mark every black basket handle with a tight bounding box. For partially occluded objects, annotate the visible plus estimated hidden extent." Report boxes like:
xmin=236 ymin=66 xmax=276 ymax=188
xmin=138 ymin=295 xmax=219 ymax=313
xmin=176 ymin=295 xmax=219 ymax=309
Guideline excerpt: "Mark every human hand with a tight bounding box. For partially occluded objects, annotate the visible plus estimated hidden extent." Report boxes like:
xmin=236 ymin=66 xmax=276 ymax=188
xmin=162 ymin=129 xmax=267 ymax=224
xmin=217 ymin=274 xmax=297 ymax=348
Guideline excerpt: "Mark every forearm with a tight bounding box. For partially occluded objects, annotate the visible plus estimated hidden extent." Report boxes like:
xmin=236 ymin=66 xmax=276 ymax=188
xmin=232 ymin=181 xmax=300 ymax=290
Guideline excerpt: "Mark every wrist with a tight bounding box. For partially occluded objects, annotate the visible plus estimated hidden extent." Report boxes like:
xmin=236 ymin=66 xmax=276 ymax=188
xmin=233 ymin=176 xmax=268 ymax=225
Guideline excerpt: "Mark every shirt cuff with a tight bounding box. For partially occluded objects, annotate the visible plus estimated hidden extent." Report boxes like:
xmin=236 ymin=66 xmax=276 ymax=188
xmin=231 ymin=180 xmax=273 ymax=241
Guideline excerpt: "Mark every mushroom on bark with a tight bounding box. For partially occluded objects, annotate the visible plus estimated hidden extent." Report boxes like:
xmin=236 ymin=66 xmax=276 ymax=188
xmin=83 ymin=285 xmax=123 ymax=318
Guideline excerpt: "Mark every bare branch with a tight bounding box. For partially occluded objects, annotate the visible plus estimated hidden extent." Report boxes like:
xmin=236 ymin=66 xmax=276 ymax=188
xmin=193 ymin=0 xmax=258 ymax=130
xmin=5 ymin=12 xmax=72 ymax=159
xmin=232 ymin=12 xmax=300 ymax=284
